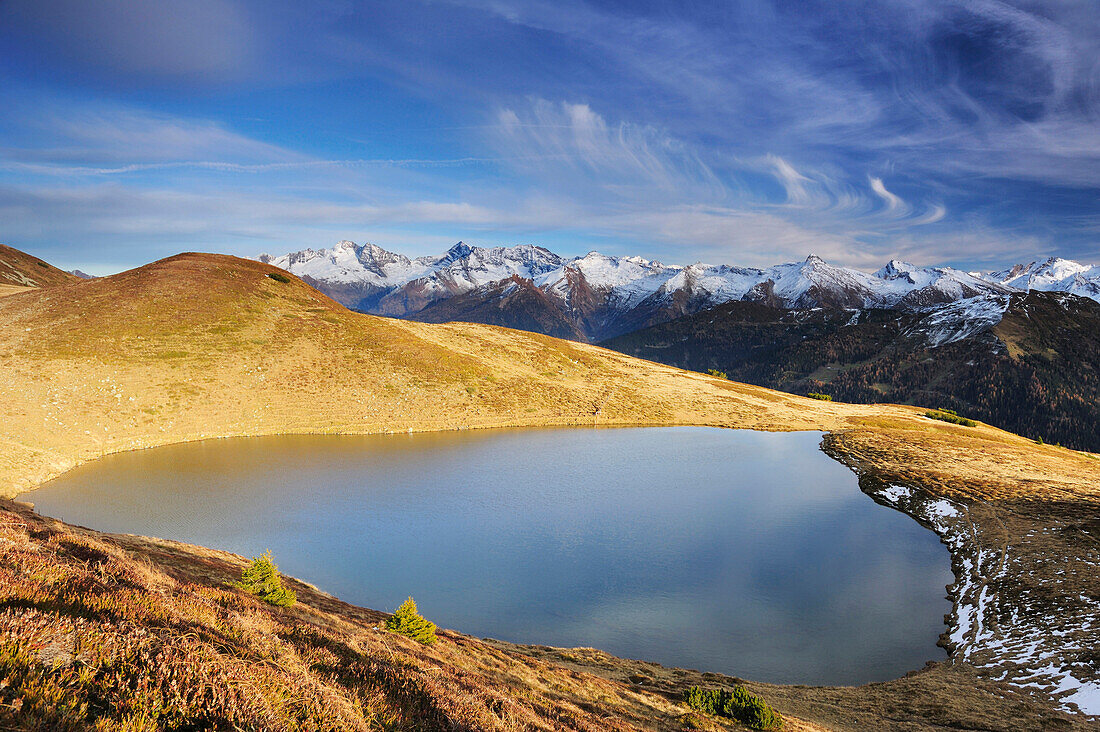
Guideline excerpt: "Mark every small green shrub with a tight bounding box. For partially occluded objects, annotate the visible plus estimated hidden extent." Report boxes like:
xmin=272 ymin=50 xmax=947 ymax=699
xmin=267 ymin=272 xmax=292 ymax=283
xmin=233 ymin=551 xmax=296 ymax=607
xmin=684 ymin=685 xmax=782 ymax=730
xmin=1035 ymin=436 xmax=1044 ymax=445
xmin=705 ymin=369 xmax=728 ymax=380
xmin=936 ymin=407 xmax=958 ymax=416
xmin=924 ymin=410 xmax=976 ymax=427
xmin=806 ymin=392 xmax=832 ymax=401
xmin=385 ymin=596 xmax=437 ymax=645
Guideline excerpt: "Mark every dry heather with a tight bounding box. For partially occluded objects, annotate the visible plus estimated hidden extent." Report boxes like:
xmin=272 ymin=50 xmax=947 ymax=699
xmin=0 ymin=250 xmax=1098 ymax=730
xmin=0 ymin=500 xmax=700 ymax=731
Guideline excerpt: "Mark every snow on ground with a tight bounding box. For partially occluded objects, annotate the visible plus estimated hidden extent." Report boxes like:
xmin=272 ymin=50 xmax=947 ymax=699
xmin=906 ymin=294 xmax=1012 ymax=347
xmin=870 ymin=483 xmax=1100 ymax=718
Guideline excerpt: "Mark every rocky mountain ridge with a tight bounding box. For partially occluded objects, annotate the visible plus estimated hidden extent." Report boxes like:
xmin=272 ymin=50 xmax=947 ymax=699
xmin=603 ymin=290 xmax=1100 ymax=451
xmin=260 ymin=241 xmax=1095 ymax=341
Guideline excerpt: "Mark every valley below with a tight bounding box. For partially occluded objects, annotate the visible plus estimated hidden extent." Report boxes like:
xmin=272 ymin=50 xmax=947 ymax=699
xmin=1 ymin=248 xmax=1098 ymax=730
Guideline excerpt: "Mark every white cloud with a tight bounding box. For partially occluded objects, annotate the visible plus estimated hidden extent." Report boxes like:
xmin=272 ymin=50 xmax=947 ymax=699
xmin=1 ymin=99 xmax=299 ymax=166
xmin=869 ymin=177 xmax=905 ymax=214
xmin=492 ymin=99 xmax=726 ymax=200
xmin=768 ymin=155 xmax=814 ymax=206
xmin=886 ymin=226 xmax=1053 ymax=269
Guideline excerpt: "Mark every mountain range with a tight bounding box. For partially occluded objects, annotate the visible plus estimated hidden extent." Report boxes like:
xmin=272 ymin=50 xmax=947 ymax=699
xmin=260 ymin=241 xmax=1099 ymax=342
xmin=604 ymin=290 xmax=1100 ymax=451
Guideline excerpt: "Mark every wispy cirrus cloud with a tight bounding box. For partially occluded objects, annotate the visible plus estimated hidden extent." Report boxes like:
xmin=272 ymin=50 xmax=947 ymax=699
xmin=0 ymin=0 xmax=1097 ymax=271
xmin=0 ymin=93 xmax=979 ymax=271
xmin=491 ymin=99 xmax=727 ymax=202
xmin=869 ymin=177 xmax=905 ymax=215
xmin=486 ymin=100 xmax=952 ymax=258
xmin=0 ymin=95 xmax=299 ymax=166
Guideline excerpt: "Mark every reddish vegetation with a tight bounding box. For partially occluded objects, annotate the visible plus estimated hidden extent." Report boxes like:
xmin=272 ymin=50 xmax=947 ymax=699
xmin=0 ymin=500 xmax=694 ymax=731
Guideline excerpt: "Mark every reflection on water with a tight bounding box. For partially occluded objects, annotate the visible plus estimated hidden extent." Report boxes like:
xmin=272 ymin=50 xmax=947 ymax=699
xmin=32 ymin=427 xmax=952 ymax=685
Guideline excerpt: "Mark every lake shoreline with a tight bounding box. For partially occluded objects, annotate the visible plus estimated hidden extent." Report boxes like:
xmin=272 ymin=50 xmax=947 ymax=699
xmin=8 ymin=419 xmax=1099 ymax=727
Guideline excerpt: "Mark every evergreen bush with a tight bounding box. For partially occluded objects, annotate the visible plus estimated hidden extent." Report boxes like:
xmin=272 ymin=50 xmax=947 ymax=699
xmin=683 ymin=685 xmax=782 ymax=730
xmin=233 ymin=551 xmax=296 ymax=607
xmin=267 ymin=272 xmax=291 ymax=283
xmin=705 ymin=368 xmax=729 ymax=380
xmin=806 ymin=392 xmax=832 ymax=401
xmin=385 ymin=597 xmax=437 ymax=645
xmin=925 ymin=410 xmax=976 ymax=427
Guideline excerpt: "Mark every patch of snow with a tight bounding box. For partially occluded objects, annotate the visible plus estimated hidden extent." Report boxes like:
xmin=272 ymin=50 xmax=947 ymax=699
xmin=880 ymin=484 xmax=912 ymax=502
xmin=926 ymin=500 xmax=959 ymax=519
xmin=868 ymin=483 xmax=1100 ymax=717
xmin=905 ymin=294 xmax=1011 ymax=347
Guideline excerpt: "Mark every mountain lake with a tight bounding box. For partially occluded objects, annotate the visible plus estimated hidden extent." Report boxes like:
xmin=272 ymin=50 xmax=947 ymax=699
xmin=30 ymin=427 xmax=953 ymax=685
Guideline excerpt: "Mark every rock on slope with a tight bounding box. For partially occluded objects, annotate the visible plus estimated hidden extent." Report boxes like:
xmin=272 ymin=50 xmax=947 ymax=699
xmin=410 ymin=275 xmax=587 ymax=341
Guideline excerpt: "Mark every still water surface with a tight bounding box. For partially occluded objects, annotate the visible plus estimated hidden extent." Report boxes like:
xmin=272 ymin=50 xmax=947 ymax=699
xmin=32 ymin=427 xmax=952 ymax=685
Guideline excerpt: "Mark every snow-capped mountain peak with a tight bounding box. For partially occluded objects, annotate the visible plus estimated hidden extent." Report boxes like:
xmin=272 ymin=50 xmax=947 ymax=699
xmin=258 ymin=241 xmax=1100 ymax=342
xmin=983 ymin=257 xmax=1100 ymax=301
xmin=874 ymin=260 xmax=919 ymax=281
xmin=358 ymin=241 xmax=411 ymax=267
xmin=437 ymin=241 xmax=474 ymax=265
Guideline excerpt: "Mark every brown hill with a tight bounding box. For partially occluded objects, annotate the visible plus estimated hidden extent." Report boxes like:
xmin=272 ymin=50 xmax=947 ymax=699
xmin=0 ymin=250 xmax=872 ymax=494
xmin=0 ymin=243 xmax=81 ymax=293
xmin=1 ymin=246 xmax=1098 ymax=729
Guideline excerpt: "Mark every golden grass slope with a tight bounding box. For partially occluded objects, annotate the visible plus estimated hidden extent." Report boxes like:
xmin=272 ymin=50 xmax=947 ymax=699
xmin=0 ymin=251 xmax=849 ymax=495
xmin=2 ymin=250 xmax=1097 ymax=502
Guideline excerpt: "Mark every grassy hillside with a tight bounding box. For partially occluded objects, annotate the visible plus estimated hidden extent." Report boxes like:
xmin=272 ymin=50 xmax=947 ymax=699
xmin=0 ymin=498 xmax=704 ymax=731
xmin=0 ymin=251 xmax=872 ymax=495
xmin=1 ymin=248 xmax=1098 ymax=729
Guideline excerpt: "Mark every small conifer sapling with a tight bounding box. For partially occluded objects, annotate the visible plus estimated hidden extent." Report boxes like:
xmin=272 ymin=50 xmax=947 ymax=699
xmin=385 ymin=596 xmax=438 ymax=645
xmin=233 ymin=550 xmax=296 ymax=607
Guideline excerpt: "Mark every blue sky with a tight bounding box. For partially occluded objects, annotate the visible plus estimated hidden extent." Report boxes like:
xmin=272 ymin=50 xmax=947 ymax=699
xmin=1 ymin=0 xmax=1098 ymax=274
